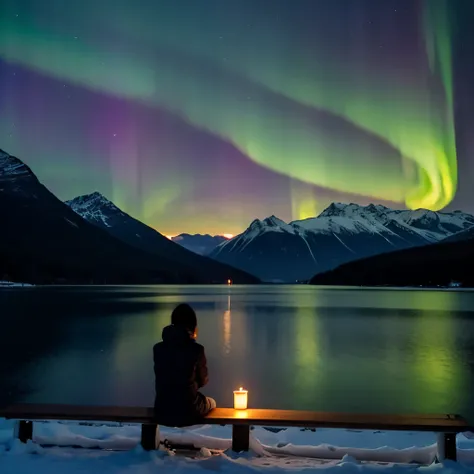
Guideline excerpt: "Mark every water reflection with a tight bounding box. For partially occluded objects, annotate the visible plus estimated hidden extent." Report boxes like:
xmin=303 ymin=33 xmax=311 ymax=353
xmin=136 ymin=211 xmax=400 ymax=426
xmin=223 ymin=294 xmax=232 ymax=355
xmin=2 ymin=286 xmax=474 ymax=419
xmin=407 ymin=291 xmax=469 ymax=415
xmin=292 ymin=290 xmax=321 ymax=403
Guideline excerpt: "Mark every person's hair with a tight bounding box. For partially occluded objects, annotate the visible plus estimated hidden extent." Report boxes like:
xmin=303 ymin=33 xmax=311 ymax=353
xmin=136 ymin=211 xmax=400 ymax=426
xmin=171 ymin=303 xmax=197 ymax=332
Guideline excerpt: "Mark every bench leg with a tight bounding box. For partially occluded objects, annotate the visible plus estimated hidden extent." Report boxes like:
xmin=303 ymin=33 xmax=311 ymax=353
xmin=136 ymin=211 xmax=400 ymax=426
xmin=14 ymin=420 xmax=33 ymax=444
xmin=437 ymin=433 xmax=457 ymax=462
xmin=141 ymin=424 xmax=159 ymax=451
xmin=232 ymin=425 xmax=250 ymax=452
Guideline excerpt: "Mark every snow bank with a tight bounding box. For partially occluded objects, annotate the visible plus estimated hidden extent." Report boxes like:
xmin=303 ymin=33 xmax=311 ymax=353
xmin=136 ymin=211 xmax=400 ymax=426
xmin=1 ymin=418 xmax=474 ymax=474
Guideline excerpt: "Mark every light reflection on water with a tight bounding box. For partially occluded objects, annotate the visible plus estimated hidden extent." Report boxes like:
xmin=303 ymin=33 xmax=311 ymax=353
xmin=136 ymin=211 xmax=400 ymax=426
xmin=223 ymin=294 xmax=231 ymax=355
xmin=1 ymin=285 xmax=474 ymax=422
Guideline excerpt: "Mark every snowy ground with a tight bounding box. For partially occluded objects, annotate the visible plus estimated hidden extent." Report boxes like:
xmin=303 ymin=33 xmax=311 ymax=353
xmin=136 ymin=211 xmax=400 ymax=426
xmin=1 ymin=418 xmax=474 ymax=474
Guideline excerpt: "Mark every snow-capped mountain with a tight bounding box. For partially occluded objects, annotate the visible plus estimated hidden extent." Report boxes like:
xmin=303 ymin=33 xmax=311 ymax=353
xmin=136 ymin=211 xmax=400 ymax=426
xmin=209 ymin=203 xmax=474 ymax=282
xmin=0 ymin=149 xmax=194 ymax=284
xmin=0 ymin=148 xmax=38 ymax=199
xmin=306 ymin=202 xmax=474 ymax=240
xmin=0 ymin=147 xmax=256 ymax=284
xmin=66 ymin=192 xmax=143 ymax=232
xmin=442 ymin=225 xmax=474 ymax=243
xmin=0 ymin=148 xmax=33 ymax=179
xmin=66 ymin=192 xmax=258 ymax=283
xmin=171 ymin=233 xmax=228 ymax=255
xmin=65 ymin=191 xmax=124 ymax=228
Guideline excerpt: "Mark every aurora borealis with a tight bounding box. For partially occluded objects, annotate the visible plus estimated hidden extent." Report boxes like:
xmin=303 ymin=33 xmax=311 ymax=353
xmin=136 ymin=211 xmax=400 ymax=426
xmin=1 ymin=0 xmax=473 ymax=235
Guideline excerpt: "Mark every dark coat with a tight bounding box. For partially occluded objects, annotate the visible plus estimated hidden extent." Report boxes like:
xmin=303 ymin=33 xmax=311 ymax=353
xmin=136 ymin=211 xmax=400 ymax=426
xmin=153 ymin=324 xmax=209 ymax=426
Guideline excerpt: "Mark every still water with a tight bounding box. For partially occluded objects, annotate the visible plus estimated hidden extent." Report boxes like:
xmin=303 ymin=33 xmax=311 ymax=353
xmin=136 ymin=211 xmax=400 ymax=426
xmin=1 ymin=285 xmax=474 ymax=422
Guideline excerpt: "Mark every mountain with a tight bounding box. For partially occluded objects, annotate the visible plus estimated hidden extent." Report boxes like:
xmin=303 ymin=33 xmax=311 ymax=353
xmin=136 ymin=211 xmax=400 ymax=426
xmin=0 ymin=148 xmax=256 ymax=284
xmin=442 ymin=226 xmax=474 ymax=243
xmin=172 ymin=233 xmax=228 ymax=255
xmin=309 ymin=236 xmax=474 ymax=287
xmin=209 ymin=203 xmax=474 ymax=282
xmin=66 ymin=193 xmax=258 ymax=283
xmin=0 ymin=149 xmax=183 ymax=283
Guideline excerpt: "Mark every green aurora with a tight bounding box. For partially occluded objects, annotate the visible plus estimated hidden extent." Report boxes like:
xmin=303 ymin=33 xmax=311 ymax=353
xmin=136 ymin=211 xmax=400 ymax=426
xmin=0 ymin=0 xmax=460 ymax=229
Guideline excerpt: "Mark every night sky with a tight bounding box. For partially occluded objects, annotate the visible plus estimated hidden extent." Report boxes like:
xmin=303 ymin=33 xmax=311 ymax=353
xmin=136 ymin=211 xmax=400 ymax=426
xmin=1 ymin=0 xmax=473 ymax=235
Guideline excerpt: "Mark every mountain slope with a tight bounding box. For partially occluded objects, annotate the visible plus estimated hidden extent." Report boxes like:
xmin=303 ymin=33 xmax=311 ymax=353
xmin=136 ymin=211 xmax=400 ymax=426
xmin=66 ymin=193 xmax=258 ymax=283
xmin=442 ymin=226 xmax=474 ymax=243
xmin=0 ymin=149 xmax=254 ymax=284
xmin=172 ymin=233 xmax=227 ymax=255
xmin=209 ymin=204 xmax=474 ymax=282
xmin=0 ymin=149 xmax=211 ymax=284
xmin=309 ymin=237 xmax=474 ymax=287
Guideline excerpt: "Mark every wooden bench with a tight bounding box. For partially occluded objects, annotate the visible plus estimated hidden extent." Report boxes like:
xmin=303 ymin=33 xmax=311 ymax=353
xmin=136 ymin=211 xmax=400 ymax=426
xmin=0 ymin=404 xmax=472 ymax=462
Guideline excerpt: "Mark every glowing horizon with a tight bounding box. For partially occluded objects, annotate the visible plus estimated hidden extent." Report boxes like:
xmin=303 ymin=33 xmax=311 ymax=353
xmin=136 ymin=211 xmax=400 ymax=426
xmin=165 ymin=232 xmax=234 ymax=239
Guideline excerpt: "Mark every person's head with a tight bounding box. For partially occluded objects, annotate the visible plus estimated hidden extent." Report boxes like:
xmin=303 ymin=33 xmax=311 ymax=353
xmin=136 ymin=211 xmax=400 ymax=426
xmin=171 ymin=303 xmax=197 ymax=336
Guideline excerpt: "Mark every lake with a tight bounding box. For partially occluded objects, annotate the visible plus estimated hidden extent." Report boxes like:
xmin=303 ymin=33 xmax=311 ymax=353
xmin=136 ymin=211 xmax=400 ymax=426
xmin=1 ymin=285 xmax=474 ymax=423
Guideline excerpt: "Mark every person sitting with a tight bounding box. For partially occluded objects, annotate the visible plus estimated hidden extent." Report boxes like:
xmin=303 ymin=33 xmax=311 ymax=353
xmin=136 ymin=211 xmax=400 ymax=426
xmin=153 ymin=303 xmax=216 ymax=426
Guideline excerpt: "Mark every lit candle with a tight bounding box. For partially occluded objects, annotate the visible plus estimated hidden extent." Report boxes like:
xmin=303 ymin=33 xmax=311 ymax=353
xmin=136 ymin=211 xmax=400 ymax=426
xmin=233 ymin=387 xmax=248 ymax=410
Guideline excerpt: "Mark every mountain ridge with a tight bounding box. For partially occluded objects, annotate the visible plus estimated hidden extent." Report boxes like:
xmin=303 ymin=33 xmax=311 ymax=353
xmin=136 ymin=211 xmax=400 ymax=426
xmin=66 ymin=192 xmax=259 ymax=283
xmin=171 ymin=233 xmax=228 ymax=255
xmin=209 ymin=203 xmax=474 ymax=282
xmin=0 ymin=148 xmax=35 ymax=180
xmin=0 ymin=150 xmax=191 ymax=284
xmin=0 ymin=148 xmax=258 ymax=284
xmin=309 ymin=235 xmax=474 ymax=287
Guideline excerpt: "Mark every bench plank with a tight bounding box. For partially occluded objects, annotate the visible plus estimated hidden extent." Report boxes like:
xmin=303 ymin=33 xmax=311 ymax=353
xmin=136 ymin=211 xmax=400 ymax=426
xmin=1 ymin=404 xmax=154 ymax=424
xmin=0 ymin=404 xmax=469 ymax=432
xmin=206 ymin=409 xmax=470 ymax=432
xmin=1 ymin=403 xmax=471 ymax=460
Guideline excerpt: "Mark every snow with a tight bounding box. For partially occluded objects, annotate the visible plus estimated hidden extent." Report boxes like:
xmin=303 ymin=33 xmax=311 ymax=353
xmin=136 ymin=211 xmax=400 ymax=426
xmin=65 ymin=192 xmax=125 ymax=228
xmin=249 ymin=217 xmax=297 ymax=237
xmin=1 ymin=418 xmax=474 ymax=474
xmin=297 ymin=231 xmax=319 ymax=263
xmin=0 ymin=149 xmax=31 ymax=178
xmin=263 ymin=216 xmax=290 ymax=228
xmin=312 ymin=203 xmax=474 ymax=240
xmin=218 ymin=203 xmax=474 ymax=258
xmin=294 ymin=216 xmax=383 ymax=235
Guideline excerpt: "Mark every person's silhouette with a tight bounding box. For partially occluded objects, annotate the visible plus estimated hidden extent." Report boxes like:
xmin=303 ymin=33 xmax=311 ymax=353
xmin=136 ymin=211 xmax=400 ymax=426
xmin=153 ymin=303 xmax=216 ymax=426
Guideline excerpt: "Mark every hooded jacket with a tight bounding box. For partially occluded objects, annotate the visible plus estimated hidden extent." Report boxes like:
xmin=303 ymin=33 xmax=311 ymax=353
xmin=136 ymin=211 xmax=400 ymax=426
xmin=153 ymin=324 xmax=209 ymax=426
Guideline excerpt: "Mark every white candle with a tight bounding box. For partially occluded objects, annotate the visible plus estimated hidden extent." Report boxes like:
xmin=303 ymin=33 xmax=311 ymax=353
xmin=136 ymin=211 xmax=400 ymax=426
xmin=233 ymin=387 xmax=248 ymax=410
